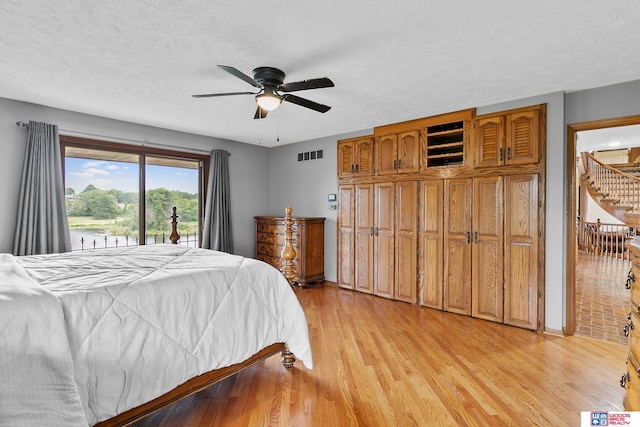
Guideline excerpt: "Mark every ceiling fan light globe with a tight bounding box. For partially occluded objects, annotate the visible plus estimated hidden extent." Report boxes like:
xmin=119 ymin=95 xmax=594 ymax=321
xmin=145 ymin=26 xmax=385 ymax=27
xmin=256 ymin=94 xmax=282 ymax=111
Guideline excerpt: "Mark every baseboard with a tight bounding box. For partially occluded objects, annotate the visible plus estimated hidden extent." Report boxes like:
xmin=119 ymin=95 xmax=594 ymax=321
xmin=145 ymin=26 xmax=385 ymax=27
xmin=543 ymin=327 xmax=565 ymax=337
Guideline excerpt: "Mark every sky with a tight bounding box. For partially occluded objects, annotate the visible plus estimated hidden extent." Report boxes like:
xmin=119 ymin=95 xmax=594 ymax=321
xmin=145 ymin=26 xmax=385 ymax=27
xmin=65 ymin=157 xmax=199 ymax=195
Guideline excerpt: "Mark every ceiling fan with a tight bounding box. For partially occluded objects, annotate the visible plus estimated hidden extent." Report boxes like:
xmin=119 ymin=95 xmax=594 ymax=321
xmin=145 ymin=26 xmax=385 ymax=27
xmin=192 ymin=65 xmax=334 ymax=119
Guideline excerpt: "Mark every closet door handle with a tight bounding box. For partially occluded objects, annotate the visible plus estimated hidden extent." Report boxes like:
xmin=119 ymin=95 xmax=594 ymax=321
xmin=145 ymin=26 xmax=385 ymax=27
xmin=397 ymin=159 xmax=401 ymax=170
xmin=355 ymin=163 xmax=359 ymax=173
xmin=507 ymin=147 xmax=511 ymax=160
xmin=374 ymin=227 xmax=379 ymax=236
xmin=369 ymin=226 xmax=373 ymax=236
xmin=474 ymin=231 xmax=478 ymax=244
xmin=466 ymin=232 xmax=470 ymax=244
xmin=499 ymin=148 xmax=503 ymax=162
xmin=393 ymin=159 xmax=397 ymax=170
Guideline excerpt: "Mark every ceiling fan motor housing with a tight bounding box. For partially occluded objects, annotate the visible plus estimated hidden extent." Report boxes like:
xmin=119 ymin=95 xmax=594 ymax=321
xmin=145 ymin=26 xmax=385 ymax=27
xmin=252 ymin=67 xmax=286 ymax=87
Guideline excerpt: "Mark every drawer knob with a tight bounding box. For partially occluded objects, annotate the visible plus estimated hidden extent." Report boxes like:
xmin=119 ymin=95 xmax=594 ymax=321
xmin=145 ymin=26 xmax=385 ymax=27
xmin=621 ymin=372 xmax=631 ymax=388
xmin=626 ymin=269 xmax=636 ymax=289
xmin=624 ymin=320 xmax=634 ymax=337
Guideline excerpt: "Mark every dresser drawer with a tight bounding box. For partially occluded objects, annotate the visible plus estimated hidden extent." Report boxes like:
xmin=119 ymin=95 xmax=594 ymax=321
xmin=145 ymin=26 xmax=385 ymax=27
xmin=631 ymin=261 xmax=640 ymax=306
xmin=624 ymin=353 xmax=640 ymax=411
xmin=256 ymin=242 xmax=283 ymax=257
xmin=256 ymin=231 xmax=282 ymax=245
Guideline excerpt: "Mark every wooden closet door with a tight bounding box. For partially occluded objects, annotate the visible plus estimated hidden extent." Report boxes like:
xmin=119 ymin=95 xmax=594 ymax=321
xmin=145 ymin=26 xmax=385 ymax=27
xmin=419 ymin=180 xmax=444 ymax=309
xmin=395 ymin=181 xmax=417 ymax=303
xmin=374 ymin=182 xmax=395 ymax=298
xmin=337 ymin=185 xmax=355 ymax=289
xmin=504 ymin=174 xmax=539 ymax=330
xmin=472 ymin=176 xmax=504 ymax=322
xmin=444 ymin=178 xmax=472 ymax=315
xmin=355 ymin=184 xmax=375 ymax=294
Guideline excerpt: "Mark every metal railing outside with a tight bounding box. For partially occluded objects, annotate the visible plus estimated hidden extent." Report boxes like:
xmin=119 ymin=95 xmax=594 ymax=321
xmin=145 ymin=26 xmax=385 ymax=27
xmin=73 ymin=233 xmax=199 ymax=251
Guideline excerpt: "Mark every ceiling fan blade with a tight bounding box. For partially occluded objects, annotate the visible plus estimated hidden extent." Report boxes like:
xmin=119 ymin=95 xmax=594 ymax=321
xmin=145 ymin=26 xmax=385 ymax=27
xmin=282 ymin=94 xmax=331 ymax=113
xmin=192 ymin=91 xmax=256 ymax=98
xmin=218 ymin=65 xmax=262 ymax=89
xmin=254 ymin=106 xmax=269 ymax=119
xmin=279 ymin=77 xmax=334 ymax=92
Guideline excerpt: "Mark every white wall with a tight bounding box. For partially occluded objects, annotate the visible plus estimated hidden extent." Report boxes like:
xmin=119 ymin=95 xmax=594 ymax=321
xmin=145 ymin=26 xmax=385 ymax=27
xmin=0 ymin=97 xmax=270 ymax=258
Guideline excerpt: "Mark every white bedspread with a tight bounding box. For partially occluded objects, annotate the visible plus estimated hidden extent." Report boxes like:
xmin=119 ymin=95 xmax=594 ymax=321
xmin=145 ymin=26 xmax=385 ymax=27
xmin=2 ymin=245 xmax=312 ymax=426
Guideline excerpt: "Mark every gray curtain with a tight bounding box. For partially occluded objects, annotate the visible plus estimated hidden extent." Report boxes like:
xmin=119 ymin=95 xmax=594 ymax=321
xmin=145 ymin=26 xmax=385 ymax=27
xmin=202 ymin=149 xmax=233 ymax=252
xmin=13 ymin=121 xmax=71 ymax=256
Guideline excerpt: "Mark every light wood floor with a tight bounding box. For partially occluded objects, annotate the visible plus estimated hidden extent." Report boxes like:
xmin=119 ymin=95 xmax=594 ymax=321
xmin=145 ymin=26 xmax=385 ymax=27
xmin=133 ymin=284 xmax=627 ymax=427
xmin=576 ymin=251 xmax=630 ymax=345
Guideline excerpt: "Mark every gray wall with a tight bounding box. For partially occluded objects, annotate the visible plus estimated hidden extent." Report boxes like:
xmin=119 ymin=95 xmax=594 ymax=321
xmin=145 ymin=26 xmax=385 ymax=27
xmin=0 ymin=97 xmax=270 ymax=258
xmin=565 ymin=80 xmax=640 ymax=125
xmin=268 ymin=130 xmax=372 ymax=283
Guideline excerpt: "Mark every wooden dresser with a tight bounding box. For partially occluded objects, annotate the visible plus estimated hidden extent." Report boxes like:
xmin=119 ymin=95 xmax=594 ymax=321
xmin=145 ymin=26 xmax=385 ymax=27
xmin=624 ymin=239 xmax=640 ymax=409
xmin=254 ymin=216 xmax=325 ymax=286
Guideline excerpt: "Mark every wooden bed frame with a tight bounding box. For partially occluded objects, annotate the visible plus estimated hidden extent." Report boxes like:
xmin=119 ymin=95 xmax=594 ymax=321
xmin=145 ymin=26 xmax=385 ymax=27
xmin=95 ymin=206 xmax=299 ymax=427
xmin=95 ymin=343 xmax=294 ymax=426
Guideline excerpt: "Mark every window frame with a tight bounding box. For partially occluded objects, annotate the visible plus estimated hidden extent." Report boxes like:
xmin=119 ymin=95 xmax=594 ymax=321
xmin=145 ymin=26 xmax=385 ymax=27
xmin=60 ymin=135 xmax=210 ymax=247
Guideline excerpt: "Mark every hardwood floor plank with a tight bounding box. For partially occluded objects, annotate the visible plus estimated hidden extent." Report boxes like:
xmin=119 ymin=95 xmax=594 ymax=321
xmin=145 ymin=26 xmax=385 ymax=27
xmin=132 ymin=284 xmax=627 ymax=426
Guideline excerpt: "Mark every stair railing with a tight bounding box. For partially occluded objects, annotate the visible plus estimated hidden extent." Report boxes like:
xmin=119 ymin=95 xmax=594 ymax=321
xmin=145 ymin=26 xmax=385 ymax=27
xmin=583 ymin=152 xmax=640 ymax=213
xmin=577 ymin=218 xmax=636 ymax=260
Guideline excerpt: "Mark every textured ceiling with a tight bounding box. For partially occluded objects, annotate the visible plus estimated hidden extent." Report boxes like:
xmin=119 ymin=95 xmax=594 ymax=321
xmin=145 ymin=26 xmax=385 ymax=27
xmin=1 ymin=1 xmax=639 ymax=147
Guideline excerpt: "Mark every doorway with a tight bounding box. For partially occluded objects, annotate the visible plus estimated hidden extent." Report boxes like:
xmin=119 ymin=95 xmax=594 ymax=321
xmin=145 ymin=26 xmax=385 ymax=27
xmin=567 ymin=115 xmax=640 ymax=342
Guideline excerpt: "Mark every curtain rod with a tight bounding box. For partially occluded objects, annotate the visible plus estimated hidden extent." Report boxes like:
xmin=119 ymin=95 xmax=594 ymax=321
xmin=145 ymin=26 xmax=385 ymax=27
xmin=15 ymin=121 xmax=222 ymax=156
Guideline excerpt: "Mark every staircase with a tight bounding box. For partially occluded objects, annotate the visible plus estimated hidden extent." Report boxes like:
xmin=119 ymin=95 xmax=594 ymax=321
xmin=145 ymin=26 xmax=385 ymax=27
xmin=581 ymin=152 xmax=640 ymax=225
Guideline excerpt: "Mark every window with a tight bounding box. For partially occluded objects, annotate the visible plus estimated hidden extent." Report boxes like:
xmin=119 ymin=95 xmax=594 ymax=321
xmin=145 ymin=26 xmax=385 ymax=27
xmin=61 ymin=136 xmax=209 ymax=250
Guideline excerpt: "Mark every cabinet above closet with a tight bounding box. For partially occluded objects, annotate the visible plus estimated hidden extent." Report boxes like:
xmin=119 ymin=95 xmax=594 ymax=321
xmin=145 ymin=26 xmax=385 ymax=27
xmin=337 ymin=137 xmax=374 ymax=178
xmin=474 ymin=106 xmax=543 ymax=168
xmin=337 ymin=105 xmax=545 ymax=181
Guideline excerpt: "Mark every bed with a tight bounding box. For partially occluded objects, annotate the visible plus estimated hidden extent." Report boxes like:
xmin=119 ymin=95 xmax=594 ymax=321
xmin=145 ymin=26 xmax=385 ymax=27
xmin=0 ymin=229 xmax=312 ymax=426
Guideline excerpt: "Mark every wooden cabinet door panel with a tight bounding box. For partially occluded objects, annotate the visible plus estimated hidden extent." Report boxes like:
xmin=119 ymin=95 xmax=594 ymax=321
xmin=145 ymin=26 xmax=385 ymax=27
xmin=444 ymin=239 xmax=472 ymax=314
xmin=338 ymin=140 xmax=355 ymax=177
xmin=472 ymin=176 xmax=504 ymax=322
xmin=475 ymin=116 xmax=504 ymax=168
xmin=506 ymin=110 xmax=539 ymax=165
xmin=397 ymin=131 xmax=420 ymax=174
xmin=419 ymin=180 xmax=444 ymax=309
xmin=395 ymin=181 xmax=417 ymax=303
xmin=355 ymin=138 xmax=375 ymax=176
xmin=355 ymin=184 xmax=374 ymax=294
xmin=374 ymin=183 xmax=395 ymax=298
xmin=337 ymin=185 xmax=355 ymax=289
xmin=376 ymin=135 xmax=397 ymax=176
xmin=444 ymin=178 xmax=472 ymax=315
xmin=504 ymin=174 xmax=538 ymax=330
